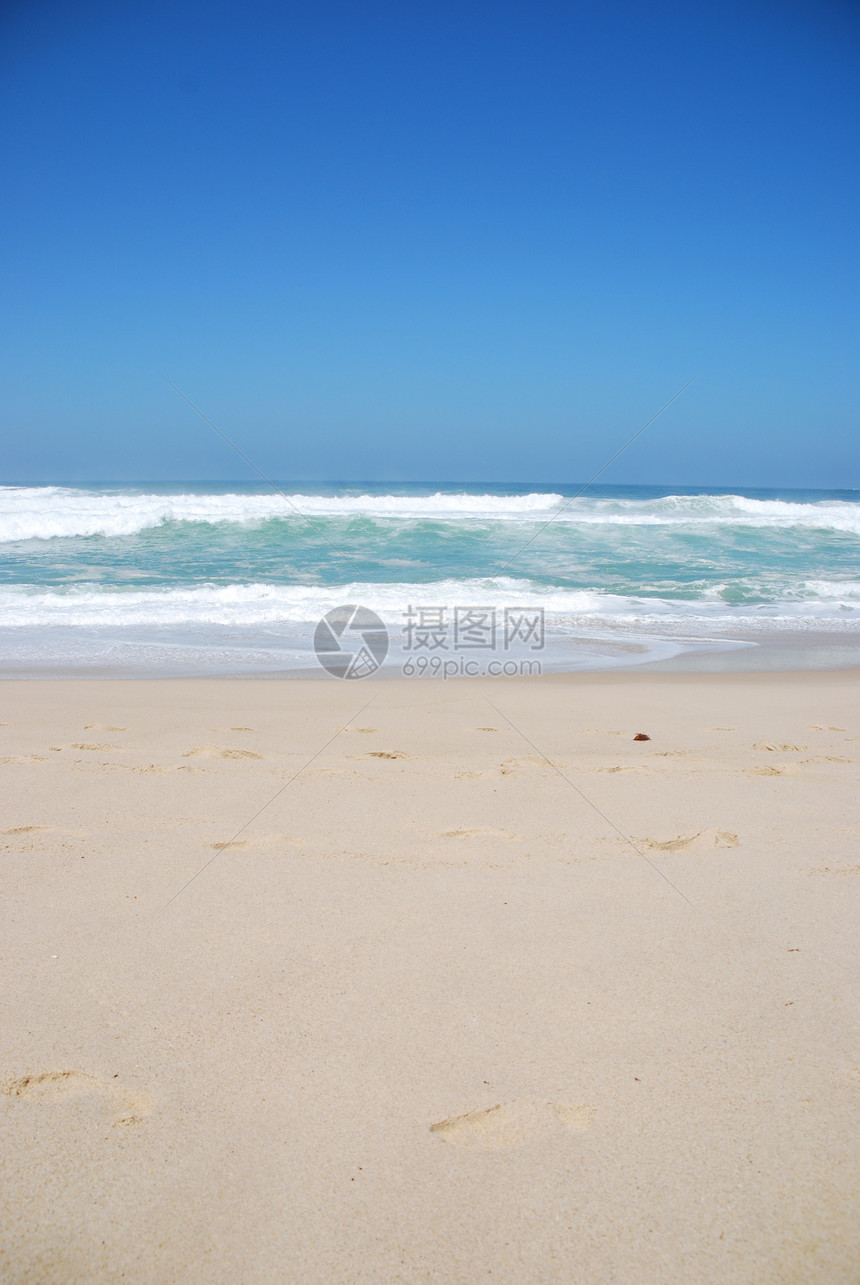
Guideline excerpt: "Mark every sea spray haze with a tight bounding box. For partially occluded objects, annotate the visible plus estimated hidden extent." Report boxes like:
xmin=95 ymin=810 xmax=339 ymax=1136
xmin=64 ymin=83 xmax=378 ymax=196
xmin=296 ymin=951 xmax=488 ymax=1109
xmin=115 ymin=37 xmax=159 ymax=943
xmin=0 ymin=482 xmax=858 ymax=675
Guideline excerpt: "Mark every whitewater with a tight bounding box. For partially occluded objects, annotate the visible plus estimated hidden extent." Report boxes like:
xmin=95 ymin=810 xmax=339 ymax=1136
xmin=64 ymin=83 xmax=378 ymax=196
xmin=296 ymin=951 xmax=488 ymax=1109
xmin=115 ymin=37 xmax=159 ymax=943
xmin=3 ymin=485 xmax=860 ymax=543
xmin=1 ymin=482 xmax=858 ymax=675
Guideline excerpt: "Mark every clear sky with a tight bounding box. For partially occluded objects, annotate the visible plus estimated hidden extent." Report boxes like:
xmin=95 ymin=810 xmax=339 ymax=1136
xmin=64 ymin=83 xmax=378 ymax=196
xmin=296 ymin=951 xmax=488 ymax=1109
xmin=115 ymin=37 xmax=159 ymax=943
xmin=1 ymin=0 xmax=857 ymax=486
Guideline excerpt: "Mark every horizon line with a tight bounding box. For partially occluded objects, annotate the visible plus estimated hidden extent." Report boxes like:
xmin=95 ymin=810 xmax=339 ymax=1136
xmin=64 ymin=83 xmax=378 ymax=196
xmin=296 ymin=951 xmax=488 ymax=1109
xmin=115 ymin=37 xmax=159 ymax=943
xmin=0 ymin=478 xmax=858 ymax=494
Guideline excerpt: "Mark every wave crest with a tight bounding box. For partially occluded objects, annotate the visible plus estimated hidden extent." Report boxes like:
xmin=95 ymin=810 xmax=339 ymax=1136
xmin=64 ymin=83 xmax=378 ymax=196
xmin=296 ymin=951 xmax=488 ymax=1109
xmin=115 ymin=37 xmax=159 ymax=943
xmin=1 ymin=487 xmax=859 ymax=543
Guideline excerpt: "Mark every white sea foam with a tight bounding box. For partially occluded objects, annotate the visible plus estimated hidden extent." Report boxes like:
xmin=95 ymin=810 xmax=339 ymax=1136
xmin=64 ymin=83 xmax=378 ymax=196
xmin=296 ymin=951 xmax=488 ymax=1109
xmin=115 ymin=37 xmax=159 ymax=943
xmin=0 ymin=487 xmax=562 ymax=541
xmin=1 ymin=577 xmax=857 ymax=630
xmin=1 ymin=486 xmax=859 ymax=542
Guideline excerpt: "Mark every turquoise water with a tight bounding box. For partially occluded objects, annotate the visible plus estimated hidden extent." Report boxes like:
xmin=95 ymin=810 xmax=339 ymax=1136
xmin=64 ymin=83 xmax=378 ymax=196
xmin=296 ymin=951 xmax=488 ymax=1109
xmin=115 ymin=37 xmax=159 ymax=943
xmin=1 ymin=482 xmax=858 ymax=674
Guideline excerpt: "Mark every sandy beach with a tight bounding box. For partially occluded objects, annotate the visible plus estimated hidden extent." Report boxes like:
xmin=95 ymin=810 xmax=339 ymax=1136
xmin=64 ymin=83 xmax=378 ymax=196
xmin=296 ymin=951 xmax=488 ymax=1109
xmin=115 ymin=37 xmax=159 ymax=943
xmin=1 ymin=670 xmax=858 ymax=1283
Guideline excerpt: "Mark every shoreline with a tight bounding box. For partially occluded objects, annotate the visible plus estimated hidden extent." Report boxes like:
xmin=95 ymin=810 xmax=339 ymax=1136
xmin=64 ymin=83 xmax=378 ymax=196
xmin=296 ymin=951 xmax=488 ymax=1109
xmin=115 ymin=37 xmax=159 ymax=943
xmin=2 ymin=628 xmax=859 ymax=679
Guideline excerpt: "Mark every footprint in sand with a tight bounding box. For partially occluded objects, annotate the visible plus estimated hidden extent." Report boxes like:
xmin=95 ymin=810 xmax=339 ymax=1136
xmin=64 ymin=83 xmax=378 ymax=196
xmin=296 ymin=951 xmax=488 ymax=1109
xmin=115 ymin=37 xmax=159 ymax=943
xmin=208 ymin=832 xmax=302 ymax=853
xmin=0 ymin=755 xmax=47 ymax=765
xmin=499 ymin=756 xmax=552 ymax=776
xmin=749 ymin=764 xmax=800 ymax=777
xmin=3 ymin=1070 xmax=152 ymax=1126
xmin=360 ymin=750 xmax=412 ymax=760
xmin=431 ymin=1098 xmax=595 ymax=1151
xmin=3 ymin=826 xmax=85 ymax=843
xmin=183 ymin=745 xmax=263 ymax=760
xmin=211 ymin=833 xmax=302 ymax=851
xmin=71 ymin=742 xmax=122 ymax=752
xmin=636 ymin=829 xmax=738 ymax=852
xmin=84 ymin=724 xmax=126 ymax=731
xmin=595 ymin=765 xmax=652 ymax=774
xmin=753 ymin=742 xmax=806 ymax=753
xmin=305 ymin=767 xmax=367 ymax=779
xmin=440 ymin=827 xmax=521 ymax=841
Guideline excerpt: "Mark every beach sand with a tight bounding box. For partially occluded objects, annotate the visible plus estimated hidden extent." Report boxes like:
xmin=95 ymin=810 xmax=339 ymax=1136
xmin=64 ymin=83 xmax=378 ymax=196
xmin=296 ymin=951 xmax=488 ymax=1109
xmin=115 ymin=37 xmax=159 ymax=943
xmin=1 ymin=671 xmax=858 ymax=1283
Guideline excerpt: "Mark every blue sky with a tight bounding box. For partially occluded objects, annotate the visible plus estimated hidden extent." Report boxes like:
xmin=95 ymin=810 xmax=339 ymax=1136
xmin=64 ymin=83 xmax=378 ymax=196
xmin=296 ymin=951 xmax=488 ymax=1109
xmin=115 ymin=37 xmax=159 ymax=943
xmin=1 ymin=0 xmax=857 ymax=485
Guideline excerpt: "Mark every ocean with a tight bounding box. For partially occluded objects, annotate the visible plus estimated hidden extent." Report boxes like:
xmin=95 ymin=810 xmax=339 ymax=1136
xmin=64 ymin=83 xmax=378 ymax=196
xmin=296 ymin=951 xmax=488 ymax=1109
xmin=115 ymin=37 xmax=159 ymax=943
xmin=1 ymin=482 xmax=858 ymax=677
